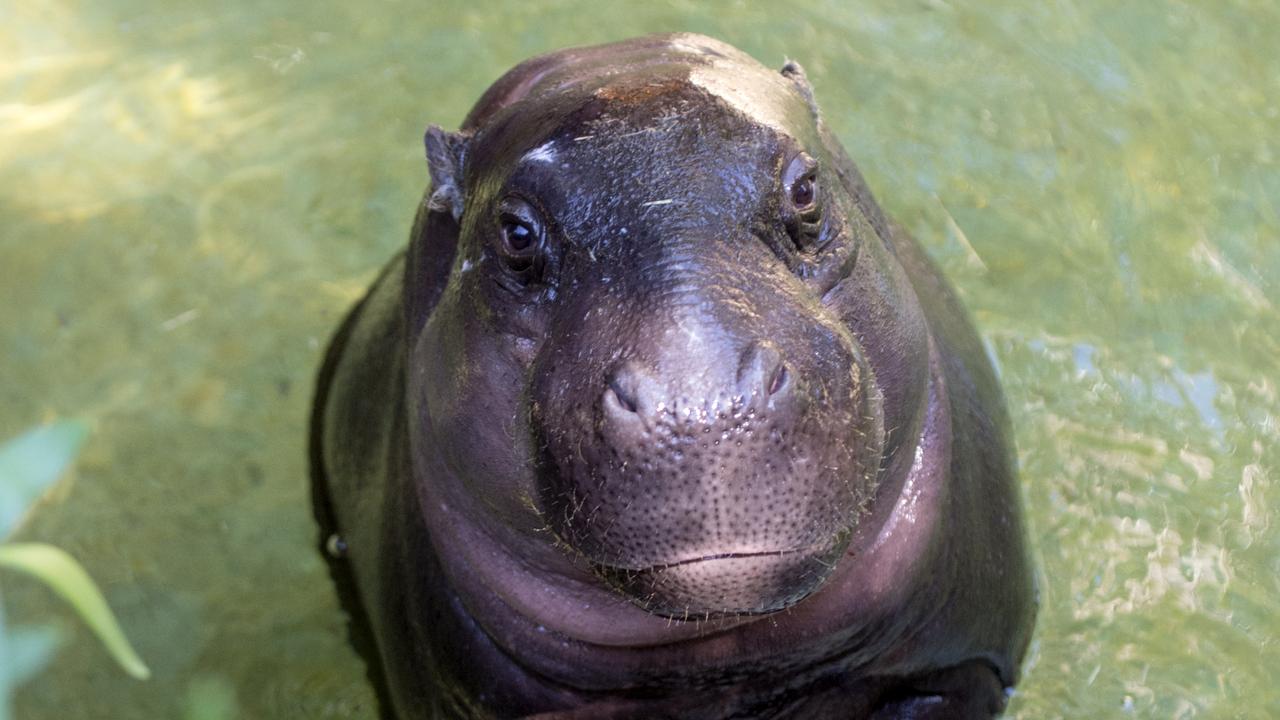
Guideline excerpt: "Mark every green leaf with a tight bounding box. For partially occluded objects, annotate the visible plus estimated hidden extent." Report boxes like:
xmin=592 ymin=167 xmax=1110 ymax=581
xmin=0 ymin=543 xmax=149 ymax=680
xmin=0 ymin=600 xmax=57 ymax=720
xmin=0 ymin=420 xmax=89 ymax=539
xmin=3 ymin=624 xmax=62 ymax=688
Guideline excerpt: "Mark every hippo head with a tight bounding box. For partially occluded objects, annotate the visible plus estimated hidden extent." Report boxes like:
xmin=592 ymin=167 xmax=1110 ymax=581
xmin=407 ymin=35 xmax=928 ymax=621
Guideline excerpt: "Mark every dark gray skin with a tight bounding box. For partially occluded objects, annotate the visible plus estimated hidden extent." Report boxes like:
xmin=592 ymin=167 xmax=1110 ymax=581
xmin=311 ymin=33 xmax=1036 ymax=720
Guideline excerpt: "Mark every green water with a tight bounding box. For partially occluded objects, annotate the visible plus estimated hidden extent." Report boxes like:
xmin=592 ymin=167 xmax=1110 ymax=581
xmin=2 ymin=1 xmax=1277 ymax=717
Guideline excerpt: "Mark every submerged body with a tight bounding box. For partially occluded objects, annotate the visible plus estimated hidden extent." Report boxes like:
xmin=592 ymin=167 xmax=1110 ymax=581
xmin=311 ymin=34 xmax=1035 ymax=719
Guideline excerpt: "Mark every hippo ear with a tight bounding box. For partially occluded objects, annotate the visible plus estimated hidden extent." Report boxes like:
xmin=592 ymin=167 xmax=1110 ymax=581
xmin=780 ymin=60 xmax=821 ymax=119
xmin=424 ymin=126 xmax=470 ymax=222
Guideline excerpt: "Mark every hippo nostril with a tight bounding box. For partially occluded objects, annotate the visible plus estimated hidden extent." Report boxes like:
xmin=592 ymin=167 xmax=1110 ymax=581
xmin=607 ymin=378 xmax=639 ymax=414
xmin=604 ymin=362 xmax=651 ymax=418
xmin=767 ymin=363 xmax=789 ymax=397
xmin=739 ymin=342 xmax=789 ymax=399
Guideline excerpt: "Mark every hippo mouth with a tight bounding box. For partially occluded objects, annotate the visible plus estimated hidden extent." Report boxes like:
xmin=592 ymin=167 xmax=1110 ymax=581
xmin=628 ymin=547 xmax=812 ymax=570
xmin=591 ymin=540 xmax=849 ymax=618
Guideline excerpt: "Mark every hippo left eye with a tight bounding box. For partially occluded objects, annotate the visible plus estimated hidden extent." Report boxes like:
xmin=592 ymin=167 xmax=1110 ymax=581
xmin=782 ymin=153 xmax=823 ymax=251
xmin=790 ymin=174 xmax=815 ymax=209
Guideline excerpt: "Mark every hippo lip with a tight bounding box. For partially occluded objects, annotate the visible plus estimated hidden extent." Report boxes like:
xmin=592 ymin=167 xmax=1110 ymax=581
xmin=592 ymin=542 xmax=848 ymax=617
xmin=594 ymin=545 xmax=823 ymax=574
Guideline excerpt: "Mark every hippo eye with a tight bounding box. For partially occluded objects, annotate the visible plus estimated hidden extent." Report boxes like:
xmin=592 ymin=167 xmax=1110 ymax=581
xmin=494 ymin=197 xmax=547 ymax=284
xmin=782 ymin=154 xmax=823 ymax=251
xmin=502 ymin=217 xmax=536 ymax=253
xmin=790 ymin=174 xmax=815 ymax=209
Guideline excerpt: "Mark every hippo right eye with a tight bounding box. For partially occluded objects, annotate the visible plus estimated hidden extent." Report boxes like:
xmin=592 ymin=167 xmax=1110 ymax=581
xmin=494 ymin=198 xmax=548 ymax=285
xmin=502 ymin=217 xmax=536 ymax=253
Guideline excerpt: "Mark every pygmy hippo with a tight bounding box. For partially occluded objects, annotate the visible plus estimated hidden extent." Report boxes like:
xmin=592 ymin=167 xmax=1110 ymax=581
xmin=311 ymin=33 xmax=1036 ymax=719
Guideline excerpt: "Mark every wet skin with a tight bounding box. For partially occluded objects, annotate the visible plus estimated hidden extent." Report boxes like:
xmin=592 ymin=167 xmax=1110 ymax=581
xmin=311 ymin=33 xmax=1036 ymax=719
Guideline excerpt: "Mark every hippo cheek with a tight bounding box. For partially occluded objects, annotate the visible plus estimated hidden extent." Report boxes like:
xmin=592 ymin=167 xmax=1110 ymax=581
xmin=413 ymin=296 xmax=545 ymax=529
xmin=534 ymin=341 xmax=880 ymax=618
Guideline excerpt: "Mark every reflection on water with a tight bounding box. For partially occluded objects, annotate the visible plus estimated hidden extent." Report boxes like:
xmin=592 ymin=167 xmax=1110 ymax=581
xmin=3 ymin=0 xmax=1278 ymax=718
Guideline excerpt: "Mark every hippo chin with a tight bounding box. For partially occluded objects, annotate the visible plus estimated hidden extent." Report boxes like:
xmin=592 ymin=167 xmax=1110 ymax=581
xmin=311 ymin=33 xmax=1036 ymax=720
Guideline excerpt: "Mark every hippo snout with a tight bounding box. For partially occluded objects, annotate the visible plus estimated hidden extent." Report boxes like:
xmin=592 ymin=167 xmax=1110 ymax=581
xmin=534 ymin=307 xmax=883 ymax=618
xmin=602 ymin=341 xmax=793 ymax=435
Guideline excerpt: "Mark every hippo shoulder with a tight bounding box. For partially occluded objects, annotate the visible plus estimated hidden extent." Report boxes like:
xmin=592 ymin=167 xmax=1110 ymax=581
xmin=890 ymin=220 xmax=1037 ymax=683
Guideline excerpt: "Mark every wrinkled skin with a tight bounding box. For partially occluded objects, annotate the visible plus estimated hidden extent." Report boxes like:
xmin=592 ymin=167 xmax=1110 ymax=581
xmin=311 ymin=33 xmax=1036 ymax=720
